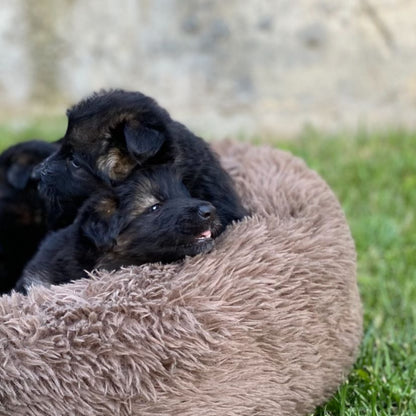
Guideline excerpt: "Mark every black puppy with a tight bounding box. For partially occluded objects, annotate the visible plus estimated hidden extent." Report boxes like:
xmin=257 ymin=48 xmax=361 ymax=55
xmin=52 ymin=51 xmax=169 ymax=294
xmin=33 ymin=140 xmax=105 ymax=230
xmin=35 ymin=89 xmax=247 ymax=232
xmin=0 ymin=140 xmax=57 ymax=294
xmin=15 ymin=167 xmax=220 ymax=294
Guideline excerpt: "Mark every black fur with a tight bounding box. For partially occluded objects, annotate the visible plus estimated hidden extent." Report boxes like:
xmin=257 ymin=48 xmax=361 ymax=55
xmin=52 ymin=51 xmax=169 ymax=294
xmin=32 ymin=144 xmax=105 ymax=229
xmin=0 ymin=140 xmax=58 ymax=294
xmin=15 ymin=167 xmax=220 ymax=293
xmin=36 ymin=89 xmax=247 ymax=233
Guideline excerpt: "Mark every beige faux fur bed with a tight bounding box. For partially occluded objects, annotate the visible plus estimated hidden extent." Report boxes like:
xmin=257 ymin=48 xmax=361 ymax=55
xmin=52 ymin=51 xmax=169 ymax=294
xmin=0 ymin=141 xmax=362 ymax=416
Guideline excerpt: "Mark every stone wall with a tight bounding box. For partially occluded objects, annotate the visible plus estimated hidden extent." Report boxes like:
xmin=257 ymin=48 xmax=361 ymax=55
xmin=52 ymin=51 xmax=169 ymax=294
xmin=0 ymin=0 xmax=415 ymax=137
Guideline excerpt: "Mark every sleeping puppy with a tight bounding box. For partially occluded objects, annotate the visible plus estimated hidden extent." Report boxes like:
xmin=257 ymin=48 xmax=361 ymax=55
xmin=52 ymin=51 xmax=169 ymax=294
xmin=0 ymin=140 xmax=58 ymax=294
xmin=34 ymin=89 xmax=247 ymax=233
xmin=15 ymin=166 xmax=220 ymax=294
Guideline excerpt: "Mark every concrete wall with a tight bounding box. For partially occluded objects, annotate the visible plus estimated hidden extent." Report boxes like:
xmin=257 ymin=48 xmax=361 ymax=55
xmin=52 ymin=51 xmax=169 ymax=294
xmin=1 ymin=0 xmax=415 ymax=137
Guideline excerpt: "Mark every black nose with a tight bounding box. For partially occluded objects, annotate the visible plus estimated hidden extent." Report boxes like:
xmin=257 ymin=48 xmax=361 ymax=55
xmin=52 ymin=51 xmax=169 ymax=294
xmin=198 ymin=203 xmax=216 ymax=220
xmin=31 ymin=162 xmax=44 ymax=180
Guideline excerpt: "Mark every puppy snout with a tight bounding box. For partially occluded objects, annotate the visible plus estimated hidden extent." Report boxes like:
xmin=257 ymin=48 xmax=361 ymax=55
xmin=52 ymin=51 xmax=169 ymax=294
xmin=197 ymin=203 xmax=216 ymax=220
xmin=31 ymin=159 xmax=53 ymax=180
xmin=31 ymin=162 xmax=44 ymax=180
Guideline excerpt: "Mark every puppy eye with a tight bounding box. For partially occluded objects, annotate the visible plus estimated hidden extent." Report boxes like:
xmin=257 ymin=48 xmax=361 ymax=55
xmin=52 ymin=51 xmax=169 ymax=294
xmin=70 ymin=158 xmax=80 ymax=168
xmin=150 ymin=203 xmax=161 ymax=212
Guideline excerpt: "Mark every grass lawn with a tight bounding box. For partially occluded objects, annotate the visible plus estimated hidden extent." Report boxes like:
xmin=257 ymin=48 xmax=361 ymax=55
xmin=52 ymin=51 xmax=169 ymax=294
xmin=278 ymin=130 xmax=416 ymax=416
xmin=1 ymin=122 xmax=415 ymax=415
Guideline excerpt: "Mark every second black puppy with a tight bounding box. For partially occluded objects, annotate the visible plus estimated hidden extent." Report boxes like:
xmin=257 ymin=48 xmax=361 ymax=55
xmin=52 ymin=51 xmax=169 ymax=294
xmin=0 ymin=140 xmax=57 ymax=294
xmin=15 ymin=167 xmax=220 ymax=293
xmin=35 ymin=89 xmax=247 ymax=232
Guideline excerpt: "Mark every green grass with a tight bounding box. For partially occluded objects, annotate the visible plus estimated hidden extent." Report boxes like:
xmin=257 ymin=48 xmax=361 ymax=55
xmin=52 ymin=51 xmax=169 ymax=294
xmin=0 ymin=116 xmax=66 ymax=150
xmin=1 ymin=122 xmax=415 ymax=415
xmin=273 ymin=129 xmax=416 ymax=415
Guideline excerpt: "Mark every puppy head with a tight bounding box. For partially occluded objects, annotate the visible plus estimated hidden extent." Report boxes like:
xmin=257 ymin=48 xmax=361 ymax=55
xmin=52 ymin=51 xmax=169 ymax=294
xmin=35 ymin=90 xmax=173 ymax=227
xmin=0 ymin=140 xmax=57 ymax=190
xmin=33 ymin=140 xmax=108 ymax=229
xmin=0 ymin=140 xmax=58 ymax=229
xmin=65 ymin=89 xmax=172 ymax=182
xmin=80 ymin=167 xmax=221 ymax=270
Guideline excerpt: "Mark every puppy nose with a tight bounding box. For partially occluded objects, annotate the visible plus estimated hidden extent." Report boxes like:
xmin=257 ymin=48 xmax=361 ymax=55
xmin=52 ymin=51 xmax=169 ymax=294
xmin=198 ymin=203 xmax=216 ymax=220
xmin=31 ymin=163 xmax=44 ymax=180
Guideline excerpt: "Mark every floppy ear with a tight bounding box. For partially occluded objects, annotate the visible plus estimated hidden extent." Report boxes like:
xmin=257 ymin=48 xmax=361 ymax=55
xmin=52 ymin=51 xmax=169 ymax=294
xmin=124 ymin=121 xmax=165 ymax=164
xmin=7 ymin=163 xmax=31 ymax=189
xmin=80 ymin=195 xmax=122 ymax=249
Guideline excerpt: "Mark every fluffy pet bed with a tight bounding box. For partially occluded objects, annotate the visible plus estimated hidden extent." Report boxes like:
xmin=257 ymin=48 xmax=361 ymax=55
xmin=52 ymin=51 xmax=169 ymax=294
xmin=0 ymin=142 xmax=362 ymax=416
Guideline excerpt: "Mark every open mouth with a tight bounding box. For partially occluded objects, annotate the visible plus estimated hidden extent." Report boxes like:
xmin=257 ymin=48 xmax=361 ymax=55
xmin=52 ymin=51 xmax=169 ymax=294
xmin=174 ymin=228 xmax=214 ymax=256
xmin=187 ymin=228 xmax=214 ymax=254
xmin=195 ymin=229 xmax=212 ymax=240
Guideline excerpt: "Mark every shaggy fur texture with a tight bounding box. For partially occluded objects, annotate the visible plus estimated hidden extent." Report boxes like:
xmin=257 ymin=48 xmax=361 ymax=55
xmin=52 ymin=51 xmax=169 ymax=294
xmin=0 ymin=142 xmax=362 ymax=416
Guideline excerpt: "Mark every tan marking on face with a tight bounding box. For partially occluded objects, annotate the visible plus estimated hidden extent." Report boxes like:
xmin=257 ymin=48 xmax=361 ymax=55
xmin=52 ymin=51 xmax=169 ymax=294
xmin=96 ymin=196 xmax=117 ymax=218
xmin=16 ymin=154 xmax=32 ymax=165
xmin=126 ymin=175 xmax=160 ymax=217
xmin=97 ymin=148 xmax=136 ymax=181
xmin=132 ymin=194 xmax=159 ymax=217
xmin=113 ymin=231 xmax=132 ymax=254
xmin=96 ymin=229 xmax=134 ymax=268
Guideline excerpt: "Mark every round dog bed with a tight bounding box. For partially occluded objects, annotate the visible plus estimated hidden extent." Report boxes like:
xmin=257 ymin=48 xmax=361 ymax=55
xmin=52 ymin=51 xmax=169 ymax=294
xmin=0 ymin=141 xmax=362 ymax=416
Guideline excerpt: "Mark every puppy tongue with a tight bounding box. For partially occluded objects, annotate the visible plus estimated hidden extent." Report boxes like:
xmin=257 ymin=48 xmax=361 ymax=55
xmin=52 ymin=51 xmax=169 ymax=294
xmin=198 ymin=230 xmax=212 ymax=239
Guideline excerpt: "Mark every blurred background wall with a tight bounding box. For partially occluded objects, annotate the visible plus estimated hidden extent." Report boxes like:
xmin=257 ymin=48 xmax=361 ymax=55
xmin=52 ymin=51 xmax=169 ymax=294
xmin=0 ymin=0 xmax=415 ymax=138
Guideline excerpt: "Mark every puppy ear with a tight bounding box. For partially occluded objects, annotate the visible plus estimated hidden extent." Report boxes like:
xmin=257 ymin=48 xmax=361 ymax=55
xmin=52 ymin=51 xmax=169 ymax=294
xmin=124 ymin=121 xmax=165 ymax=164
xmin=80 ymin=194 xmax=122 ymax=249
xmin=7 ymin=163 xmax=31 ymax=189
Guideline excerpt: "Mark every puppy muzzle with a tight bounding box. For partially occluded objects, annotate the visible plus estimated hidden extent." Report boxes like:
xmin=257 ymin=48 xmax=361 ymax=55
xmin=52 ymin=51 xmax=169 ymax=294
xmin=31 ymin=156 xmax=55 ymax=181
xmin=31 ymin=163 xmax=43 ymax=180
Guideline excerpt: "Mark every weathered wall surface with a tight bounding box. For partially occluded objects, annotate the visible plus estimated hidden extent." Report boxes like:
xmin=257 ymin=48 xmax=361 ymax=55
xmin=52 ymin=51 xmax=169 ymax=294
xmin=0 ymin=0 xmax=415 ymax=137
